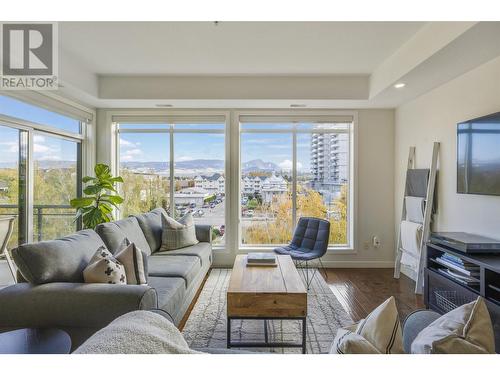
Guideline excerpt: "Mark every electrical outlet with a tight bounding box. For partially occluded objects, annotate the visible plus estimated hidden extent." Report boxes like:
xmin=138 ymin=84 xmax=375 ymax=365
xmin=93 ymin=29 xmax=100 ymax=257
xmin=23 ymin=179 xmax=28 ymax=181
xmin=372 ymin=236 xmax=381 ymax=248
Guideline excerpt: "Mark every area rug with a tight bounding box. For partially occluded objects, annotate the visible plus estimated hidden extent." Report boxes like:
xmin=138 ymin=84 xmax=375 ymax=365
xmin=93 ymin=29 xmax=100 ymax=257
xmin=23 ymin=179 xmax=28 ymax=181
xmin=182 ymin=268 xmax=353 ymax=353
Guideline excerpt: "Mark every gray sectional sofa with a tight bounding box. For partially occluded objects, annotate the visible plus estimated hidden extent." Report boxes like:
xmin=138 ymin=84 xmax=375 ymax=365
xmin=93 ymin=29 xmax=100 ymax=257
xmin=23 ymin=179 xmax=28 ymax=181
xmin=0 ymin=208 xmax=212 ymax=350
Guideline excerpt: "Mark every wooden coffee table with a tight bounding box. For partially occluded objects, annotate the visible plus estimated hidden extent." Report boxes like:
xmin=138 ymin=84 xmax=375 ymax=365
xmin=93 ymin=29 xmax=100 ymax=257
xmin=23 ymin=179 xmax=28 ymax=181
xmin=226 ymin=254 xmax=308 ymax=353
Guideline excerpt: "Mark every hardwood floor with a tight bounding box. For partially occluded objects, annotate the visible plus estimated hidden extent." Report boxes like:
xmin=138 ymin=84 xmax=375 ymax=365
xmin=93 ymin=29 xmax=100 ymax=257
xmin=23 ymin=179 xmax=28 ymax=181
xmin=324 ymin=268 xmax=424 ymax=322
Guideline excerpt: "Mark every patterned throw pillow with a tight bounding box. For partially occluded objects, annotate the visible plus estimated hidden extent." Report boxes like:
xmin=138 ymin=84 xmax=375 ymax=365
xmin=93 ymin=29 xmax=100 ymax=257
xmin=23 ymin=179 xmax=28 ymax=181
xmin=115 ymin=239 xmax=148 ymax=285
xmin=160 ymin=212 xmax=199 ymax=251
xmin=330 ymin=296 xmax=404 ymax=354
xmin=83 ymin=246 xmax=127 ymax=284
xmin=411 ymin=297 xmax=495 ymax=354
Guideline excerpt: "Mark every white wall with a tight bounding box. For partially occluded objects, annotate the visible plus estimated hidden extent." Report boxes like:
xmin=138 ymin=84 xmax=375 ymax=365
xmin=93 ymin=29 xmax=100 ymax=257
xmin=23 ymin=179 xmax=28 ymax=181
xmin=96 ymin=108 xmax=395 ymax=267
xmin=395 ymin=55 xmax=500 ymax=277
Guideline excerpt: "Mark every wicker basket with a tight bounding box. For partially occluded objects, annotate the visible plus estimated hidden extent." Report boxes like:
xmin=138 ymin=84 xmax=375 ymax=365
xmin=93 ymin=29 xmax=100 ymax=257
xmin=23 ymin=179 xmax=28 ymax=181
xmin=434 ymin=290 xmax=471 ymax=312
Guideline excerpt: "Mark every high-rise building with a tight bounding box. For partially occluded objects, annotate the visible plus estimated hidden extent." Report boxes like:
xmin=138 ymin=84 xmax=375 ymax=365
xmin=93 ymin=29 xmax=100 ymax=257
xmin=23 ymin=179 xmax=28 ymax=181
xmin=310 ymin=128 xmax=349 ymax=202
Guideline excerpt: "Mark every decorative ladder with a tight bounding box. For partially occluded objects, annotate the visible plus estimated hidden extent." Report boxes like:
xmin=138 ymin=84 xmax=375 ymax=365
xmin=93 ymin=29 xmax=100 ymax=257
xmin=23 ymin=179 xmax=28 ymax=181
xmin=394 ymin=142 xmax=440 ymax=294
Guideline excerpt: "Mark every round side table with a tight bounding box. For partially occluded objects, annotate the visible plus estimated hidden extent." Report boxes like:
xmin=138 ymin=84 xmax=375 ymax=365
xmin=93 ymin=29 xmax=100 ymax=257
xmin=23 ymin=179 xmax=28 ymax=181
xmin=0 ymin=328 xmax=72 ymax=354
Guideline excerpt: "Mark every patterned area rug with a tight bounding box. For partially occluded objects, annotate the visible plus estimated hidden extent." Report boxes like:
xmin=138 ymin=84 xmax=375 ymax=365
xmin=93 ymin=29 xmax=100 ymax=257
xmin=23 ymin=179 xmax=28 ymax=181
xmin=182 ymin=268 xmax=353 ymax=353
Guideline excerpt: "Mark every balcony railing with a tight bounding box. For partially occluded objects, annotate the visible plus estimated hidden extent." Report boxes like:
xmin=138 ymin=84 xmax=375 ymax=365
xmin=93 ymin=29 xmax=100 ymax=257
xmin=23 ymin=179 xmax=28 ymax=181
xmin=0 ymin=204 xmax=76 ymax=242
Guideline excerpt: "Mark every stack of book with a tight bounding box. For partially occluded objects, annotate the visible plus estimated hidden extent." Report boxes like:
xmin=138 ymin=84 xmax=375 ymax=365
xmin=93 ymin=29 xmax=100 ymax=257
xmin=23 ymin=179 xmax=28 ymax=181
xmin=434 ymin=252 xmax=480 ymax=286
xmin=246 ymin=253 xmax=277 ymax=267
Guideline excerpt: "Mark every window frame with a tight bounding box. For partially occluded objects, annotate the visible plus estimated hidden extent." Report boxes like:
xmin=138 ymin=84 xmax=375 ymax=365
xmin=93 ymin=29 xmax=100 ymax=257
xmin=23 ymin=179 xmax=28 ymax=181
xmin=0 ymin=93 xmax=94 ymax=245
xmin=107 ymin=109 xmax=356 ymax=256
xmin=236 ymin=110 xmax=357 ymax=252
xmin=114 ymin=113 xmax=230 ymax=250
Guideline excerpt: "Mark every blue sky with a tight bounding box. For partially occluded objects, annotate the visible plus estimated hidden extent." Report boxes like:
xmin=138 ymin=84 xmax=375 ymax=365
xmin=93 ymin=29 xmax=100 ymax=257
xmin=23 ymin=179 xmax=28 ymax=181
xmin=0 ymin=93 xmax=315 ymax=171
xmin=0 ymin=126 xmax=77 ymax=164
xmin=120 ymin=131 xmax=312 ymax=171
xmin=0 ymin=95 xmax=80 ymax=133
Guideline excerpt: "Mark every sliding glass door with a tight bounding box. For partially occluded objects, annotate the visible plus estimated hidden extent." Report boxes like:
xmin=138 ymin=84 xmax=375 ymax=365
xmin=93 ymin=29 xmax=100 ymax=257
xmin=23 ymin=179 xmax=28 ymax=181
xmin=33 ymin=134 xmax=81 ymax=241
xmin=0 ymin=95 xmax=86 ymax=248
xmin=0 ymin=125 xmax=26 ymax=249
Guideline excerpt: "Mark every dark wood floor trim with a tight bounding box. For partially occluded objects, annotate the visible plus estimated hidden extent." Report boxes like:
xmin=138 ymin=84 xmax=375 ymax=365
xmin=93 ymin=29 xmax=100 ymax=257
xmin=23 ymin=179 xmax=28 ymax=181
xmin=178 ymin=269 xmax=211 ymax=331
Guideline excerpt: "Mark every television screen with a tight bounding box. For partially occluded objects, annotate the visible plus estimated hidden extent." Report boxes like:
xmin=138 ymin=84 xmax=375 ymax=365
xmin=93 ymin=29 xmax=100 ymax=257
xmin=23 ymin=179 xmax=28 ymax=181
xmin=457 ymin=112 xmax=500 ymax=195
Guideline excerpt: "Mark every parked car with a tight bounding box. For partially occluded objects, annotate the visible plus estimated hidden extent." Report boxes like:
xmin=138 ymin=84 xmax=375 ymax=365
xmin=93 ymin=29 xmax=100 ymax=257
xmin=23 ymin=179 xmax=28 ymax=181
xmin=189 ymin=203 xmax=196 ymax=209
xmin=220 ymin=225 xmax=225 ymax=236
xmin=202 ymin=204 xmax=210 ymax=209
xmin=210 ymin=203 xmax=215 ymax=209
xmin=196 ymin=210 xmax=205 ymax=217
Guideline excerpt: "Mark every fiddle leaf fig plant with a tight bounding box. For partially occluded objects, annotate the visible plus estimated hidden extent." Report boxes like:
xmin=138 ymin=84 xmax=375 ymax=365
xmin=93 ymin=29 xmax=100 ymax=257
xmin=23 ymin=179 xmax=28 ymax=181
xmin=70 ymin=163 xmax=124 ymax=229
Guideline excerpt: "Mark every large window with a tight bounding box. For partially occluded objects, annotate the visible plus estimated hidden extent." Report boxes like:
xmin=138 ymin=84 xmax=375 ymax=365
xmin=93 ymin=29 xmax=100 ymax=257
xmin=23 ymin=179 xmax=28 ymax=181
xmin=0 ymin=95 xmax=86 ymax=249
xmin=0 ymin=125 xmax=25 ymax=249
xmin=117 ymin=121 xmax=226 ymax=245
xmin=240 ymin=119 xmax=352 ymax=248
xmin=33 ymin=134 xmax=80 ymax=241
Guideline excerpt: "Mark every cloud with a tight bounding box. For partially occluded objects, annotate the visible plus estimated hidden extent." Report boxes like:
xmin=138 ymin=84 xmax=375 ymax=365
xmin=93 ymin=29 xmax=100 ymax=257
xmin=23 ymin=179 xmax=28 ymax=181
xmin=278 ymin=160 xmax=302 ymax=171
xmin=34 ymin=135 xmax=45 ymax=143
xmin=120 ymin=138 xmax=141 ymax=148
xmin=245 ymin=138 xmax=291 ymax=149
xmin=176 ymin=156 xmax=194 ymax=162
xmin=33 ymin=143 xmax=51 ymax=153
xmin=120 ymin=148 xmax=143 ymax=161
xmin=37 ymin=154 xmax=62 ymax=161
xmin=121 ymin=154 xmax=134 ymax=161
xmin=124 ymin=149 xmax=142 ymax=156
xmin=0 ymin=141 xmax=18 ymax=153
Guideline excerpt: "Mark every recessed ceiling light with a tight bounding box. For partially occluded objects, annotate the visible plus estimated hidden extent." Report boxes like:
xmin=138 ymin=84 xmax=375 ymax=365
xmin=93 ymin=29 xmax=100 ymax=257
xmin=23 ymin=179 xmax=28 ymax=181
xmin=394 ymin=82 xmax=406 ymax=89
xmin=155 ymin=104 xmax=173 ymax=108
xmin=290 ymin=104 xmax=307 ymax=108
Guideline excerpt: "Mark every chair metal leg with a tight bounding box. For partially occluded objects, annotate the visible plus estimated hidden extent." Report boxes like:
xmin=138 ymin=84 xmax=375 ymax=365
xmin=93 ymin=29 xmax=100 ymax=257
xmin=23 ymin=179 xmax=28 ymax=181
xmin=294 ymin=259 xmax=321 ymax=290
xmin=318 ymin=257 xmax=328 ymax=281
xmin=305 ymin=261 xmax=309 ymax=289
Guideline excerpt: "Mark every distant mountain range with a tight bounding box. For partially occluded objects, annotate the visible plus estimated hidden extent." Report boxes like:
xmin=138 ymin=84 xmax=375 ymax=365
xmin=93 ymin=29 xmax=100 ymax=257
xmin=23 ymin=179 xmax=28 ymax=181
xmin=121 ymin=158 xmax=280 ymax=176
xmin=0 ymin=158 xmax=282 ymax=175
xmin=242 ymin=159 xmax=279 ymax=172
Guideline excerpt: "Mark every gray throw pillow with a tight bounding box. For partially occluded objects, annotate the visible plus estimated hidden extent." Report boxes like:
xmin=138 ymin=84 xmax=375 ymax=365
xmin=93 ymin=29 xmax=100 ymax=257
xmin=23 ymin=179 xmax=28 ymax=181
xmin=160 ymin=213 xmax=199 ymax=251
xmin=115 ymin=238 xmax=148 ymax=285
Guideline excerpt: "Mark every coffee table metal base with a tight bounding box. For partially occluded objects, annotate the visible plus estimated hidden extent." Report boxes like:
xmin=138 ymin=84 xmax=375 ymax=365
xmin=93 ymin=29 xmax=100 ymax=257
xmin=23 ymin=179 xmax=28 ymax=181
xmin=226 ymin=316 xmax=307 ymax=354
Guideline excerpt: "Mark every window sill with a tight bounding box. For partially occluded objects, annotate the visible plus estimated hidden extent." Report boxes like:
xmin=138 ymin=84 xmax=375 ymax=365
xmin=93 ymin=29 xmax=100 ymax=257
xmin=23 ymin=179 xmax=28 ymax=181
xmin=237 ymin=246 xmax=356 ymax=254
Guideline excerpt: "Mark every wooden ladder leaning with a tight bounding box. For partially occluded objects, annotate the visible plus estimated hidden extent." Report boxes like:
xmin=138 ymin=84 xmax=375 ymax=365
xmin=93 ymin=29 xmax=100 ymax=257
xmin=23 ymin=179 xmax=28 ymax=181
xmin=394 ymin=142 xmax=440 ymax=294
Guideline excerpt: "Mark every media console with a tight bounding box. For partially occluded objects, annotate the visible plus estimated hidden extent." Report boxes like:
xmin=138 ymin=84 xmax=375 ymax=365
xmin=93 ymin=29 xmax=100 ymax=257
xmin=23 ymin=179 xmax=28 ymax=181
xmin=425 ymin=242 xmax=500 ymax=352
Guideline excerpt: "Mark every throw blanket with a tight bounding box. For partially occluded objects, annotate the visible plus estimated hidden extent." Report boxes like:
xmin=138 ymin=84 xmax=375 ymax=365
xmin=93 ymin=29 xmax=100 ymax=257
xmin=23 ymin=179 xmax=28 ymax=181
xmin=74 ymin=310 xmax=200 ymax=354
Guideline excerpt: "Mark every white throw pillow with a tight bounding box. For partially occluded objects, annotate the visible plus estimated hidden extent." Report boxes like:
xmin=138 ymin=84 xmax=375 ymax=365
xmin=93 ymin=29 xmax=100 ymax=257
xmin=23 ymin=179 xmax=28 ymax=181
xmin=160 ymin=212 xmax=198 ymax=251
xmin=331 ymin=296 xmax=404 ymax=354
xmin=115 ymin=239 xmax=148 ymax=285
xmin=330 ymin=327 xmax=380 ymax=354
xmin=411 ymin=297 xmax=495 ymax=354
xmin=83 ymin=246 xmax=127 ymax=285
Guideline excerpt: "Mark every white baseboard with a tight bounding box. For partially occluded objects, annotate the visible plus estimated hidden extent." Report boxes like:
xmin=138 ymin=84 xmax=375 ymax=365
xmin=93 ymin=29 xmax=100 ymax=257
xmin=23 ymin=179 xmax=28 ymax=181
xmin=211 ymin=259 xmax=395 ymax=269
xmin=317 ymin=260 xmax=394 ymax=268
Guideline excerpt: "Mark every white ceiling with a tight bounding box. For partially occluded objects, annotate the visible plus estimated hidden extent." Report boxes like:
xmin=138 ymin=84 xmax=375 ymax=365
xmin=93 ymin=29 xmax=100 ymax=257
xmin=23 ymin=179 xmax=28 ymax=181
xmin=59 ymin=22 xmax=424 ymax=75
xmin=54 ymin=21 xmax=500 ymax=109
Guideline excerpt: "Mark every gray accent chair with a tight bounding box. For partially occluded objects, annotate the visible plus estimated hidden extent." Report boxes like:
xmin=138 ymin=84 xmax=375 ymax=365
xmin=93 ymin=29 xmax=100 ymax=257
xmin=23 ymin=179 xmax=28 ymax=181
xmin=0 ymin=208 xmax=212 ymax=351
xmin=402 ymin=309 xmax=441 ymax=353
xmin=274 ymin=217 xmax=330 ymax=289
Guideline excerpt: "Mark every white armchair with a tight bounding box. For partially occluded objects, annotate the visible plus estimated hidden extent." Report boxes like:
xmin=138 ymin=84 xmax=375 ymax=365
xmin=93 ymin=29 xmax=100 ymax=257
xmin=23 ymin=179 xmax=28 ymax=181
xmin=0 ymin=216 xmax=16 ymax=283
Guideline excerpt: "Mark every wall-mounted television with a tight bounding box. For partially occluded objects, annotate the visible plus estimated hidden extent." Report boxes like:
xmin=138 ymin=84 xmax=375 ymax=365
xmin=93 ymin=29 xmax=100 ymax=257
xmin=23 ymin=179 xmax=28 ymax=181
xmin=457 ymin=112 xmax=500 ymax=196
